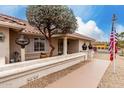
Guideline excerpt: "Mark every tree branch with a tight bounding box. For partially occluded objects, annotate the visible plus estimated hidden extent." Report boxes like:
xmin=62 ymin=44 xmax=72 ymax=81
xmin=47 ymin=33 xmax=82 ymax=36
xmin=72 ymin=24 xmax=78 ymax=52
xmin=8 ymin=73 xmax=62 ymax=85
xmin=50 ymin=27 xmax=56 ymax=31
xmin=37 ymin=26 xmax=49 ymax=39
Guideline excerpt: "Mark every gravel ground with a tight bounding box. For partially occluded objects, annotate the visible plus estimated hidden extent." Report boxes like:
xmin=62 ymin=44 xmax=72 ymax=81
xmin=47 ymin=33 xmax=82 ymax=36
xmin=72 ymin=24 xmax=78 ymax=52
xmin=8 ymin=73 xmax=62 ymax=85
xmin=95 ymin=53 xmax=124 ymax=88
xmin=21 ymin=60 xmax=90 ymax=88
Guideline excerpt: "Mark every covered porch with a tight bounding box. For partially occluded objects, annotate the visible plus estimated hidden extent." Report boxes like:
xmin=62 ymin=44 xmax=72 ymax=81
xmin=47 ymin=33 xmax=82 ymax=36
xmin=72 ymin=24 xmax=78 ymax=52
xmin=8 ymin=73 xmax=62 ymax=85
xmin=55 ymin=33 xmax=94 ymax=55
xmin=9 ymin=31 xmax=94 ymax=63
xmin=9 ymin=34 xmax=80 ymax=63
xmin=58 ymin=37 xmax=79 ymax=55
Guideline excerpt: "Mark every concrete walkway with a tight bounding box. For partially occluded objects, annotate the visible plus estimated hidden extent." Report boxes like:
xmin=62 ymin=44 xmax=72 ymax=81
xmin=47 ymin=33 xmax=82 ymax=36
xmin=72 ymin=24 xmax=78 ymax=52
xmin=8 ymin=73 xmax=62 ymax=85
xmin=46 ymin=59 xmax=110 ymax=88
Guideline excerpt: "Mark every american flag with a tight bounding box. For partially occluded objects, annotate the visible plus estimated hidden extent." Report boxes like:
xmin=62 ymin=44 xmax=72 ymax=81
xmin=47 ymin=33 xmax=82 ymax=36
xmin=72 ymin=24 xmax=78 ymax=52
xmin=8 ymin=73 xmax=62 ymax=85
xmin=109 ymin=14 xmax=118 ymax=61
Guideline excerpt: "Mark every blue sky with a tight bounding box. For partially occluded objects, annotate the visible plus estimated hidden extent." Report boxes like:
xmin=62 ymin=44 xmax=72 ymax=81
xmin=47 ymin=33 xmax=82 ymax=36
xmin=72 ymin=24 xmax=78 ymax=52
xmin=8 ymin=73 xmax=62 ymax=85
xmin=0 ymin=5 xmax=124 ymax=41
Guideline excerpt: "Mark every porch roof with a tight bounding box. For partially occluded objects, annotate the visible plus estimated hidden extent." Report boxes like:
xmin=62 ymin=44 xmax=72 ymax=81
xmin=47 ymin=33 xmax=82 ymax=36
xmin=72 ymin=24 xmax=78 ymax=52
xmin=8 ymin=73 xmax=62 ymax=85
xmin=0 ymin=13 xmax=95 ymax=41
xmin=53 ymin=33 xmax=96 ymax=41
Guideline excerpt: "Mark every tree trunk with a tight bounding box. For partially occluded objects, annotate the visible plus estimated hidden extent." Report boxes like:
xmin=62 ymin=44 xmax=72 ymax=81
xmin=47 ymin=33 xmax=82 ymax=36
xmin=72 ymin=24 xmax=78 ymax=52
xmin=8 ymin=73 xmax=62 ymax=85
xmin=48 ymin=39 xmax=55 ymax=57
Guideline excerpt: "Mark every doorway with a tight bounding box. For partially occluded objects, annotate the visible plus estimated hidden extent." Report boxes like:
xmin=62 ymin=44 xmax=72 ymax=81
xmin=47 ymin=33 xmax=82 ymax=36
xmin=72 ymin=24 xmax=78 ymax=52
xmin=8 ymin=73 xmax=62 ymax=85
xmin=58 ymin=39 xmax=63 ymax=55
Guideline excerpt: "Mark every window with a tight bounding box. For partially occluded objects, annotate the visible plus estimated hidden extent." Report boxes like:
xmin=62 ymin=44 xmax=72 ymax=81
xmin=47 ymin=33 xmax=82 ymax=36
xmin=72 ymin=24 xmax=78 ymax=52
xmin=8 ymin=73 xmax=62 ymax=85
xmin=0 ymin=32 xmax=5 ymax=42
xmin=34 ymin=38 xmax=45 ymax=52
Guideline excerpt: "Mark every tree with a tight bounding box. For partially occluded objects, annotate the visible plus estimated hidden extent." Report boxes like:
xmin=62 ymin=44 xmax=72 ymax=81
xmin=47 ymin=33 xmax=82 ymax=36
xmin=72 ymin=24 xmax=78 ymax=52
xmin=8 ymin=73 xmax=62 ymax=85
xmin=26 ymin=5 xmax=77 ymax=56
xmin=118 ymin=32 xmax=124 ymax=48
xmin=117 ymin=32 xmax=124 ymax=56
xmin=118 ymin=32 xmax=124 ymax=40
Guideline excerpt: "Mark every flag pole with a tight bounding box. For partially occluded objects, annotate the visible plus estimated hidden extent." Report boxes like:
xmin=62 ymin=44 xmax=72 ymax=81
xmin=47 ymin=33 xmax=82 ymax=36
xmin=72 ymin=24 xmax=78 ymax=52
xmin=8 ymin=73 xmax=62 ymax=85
xmin=110 ymin=14 xmax=117 ymax=74
xmin=112 ymin=14 xmax=116 ymax=74
xmin=113 ymin=34 xmax=116 ymax=73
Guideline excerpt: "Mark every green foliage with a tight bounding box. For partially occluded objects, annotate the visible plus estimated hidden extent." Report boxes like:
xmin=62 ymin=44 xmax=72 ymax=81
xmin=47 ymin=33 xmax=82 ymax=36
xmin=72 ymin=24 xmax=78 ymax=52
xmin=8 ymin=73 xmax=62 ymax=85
xmin=26 ymin=5 xmax=77 ymax=36
xmin=119 ymin=32 xmax=124 ymax=40
xmin=118 ymin=40 xmax=124 ymax=48
xmin=117 ymin=32 xmax=124 ymax=48
xmin=26 ymin=5 xmax=77 ymax=56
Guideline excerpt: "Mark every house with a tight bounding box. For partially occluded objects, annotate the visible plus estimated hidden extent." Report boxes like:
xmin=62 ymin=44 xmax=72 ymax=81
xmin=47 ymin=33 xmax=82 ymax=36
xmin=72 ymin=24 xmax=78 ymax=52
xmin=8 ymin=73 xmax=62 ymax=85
xmin=93 ymin=42 xmax=108 ymax=50
xmin=0 ymin=13 xmax=95 ymax=65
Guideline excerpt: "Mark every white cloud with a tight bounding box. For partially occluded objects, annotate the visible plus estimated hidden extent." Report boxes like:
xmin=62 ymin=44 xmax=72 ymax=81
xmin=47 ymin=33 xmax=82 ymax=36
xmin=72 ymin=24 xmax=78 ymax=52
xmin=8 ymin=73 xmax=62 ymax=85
xmin=116 ymin=24 xmax=124 ymax=34
xmin=76 ymin=16 xmax=105 ymax=41
xmin=69 ymin=5 xmax=93 ymax=20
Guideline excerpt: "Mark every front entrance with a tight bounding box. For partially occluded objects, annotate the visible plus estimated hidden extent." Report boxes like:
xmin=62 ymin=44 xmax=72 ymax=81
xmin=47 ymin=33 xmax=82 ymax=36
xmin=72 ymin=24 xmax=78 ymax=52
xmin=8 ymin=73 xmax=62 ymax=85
xmin=58 ymin=38 xmax=79 ymax=55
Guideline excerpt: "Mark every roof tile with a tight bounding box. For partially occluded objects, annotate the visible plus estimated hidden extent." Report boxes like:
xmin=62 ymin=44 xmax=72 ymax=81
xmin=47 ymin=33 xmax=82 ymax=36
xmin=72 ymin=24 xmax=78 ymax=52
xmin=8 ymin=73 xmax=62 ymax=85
xmin=0 ymin=13 xmax=95 ymax=41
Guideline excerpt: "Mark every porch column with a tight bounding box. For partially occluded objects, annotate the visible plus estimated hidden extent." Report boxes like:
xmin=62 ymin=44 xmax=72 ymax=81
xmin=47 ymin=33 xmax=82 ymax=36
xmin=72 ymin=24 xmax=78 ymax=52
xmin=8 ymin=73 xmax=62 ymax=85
xmin=21 ymin=48 xmax=25 ymax=62
xmin=63 ymin=37 xmax=67 ymax=55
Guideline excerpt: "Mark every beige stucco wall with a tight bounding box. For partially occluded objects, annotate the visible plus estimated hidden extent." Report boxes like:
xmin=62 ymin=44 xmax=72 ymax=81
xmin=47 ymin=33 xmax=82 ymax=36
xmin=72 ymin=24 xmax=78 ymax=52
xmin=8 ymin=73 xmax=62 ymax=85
xmin=25 ymin=36 xmax=34 ymax=53
xmin=25 ymin=36 xmax=58 ymax=60
xmin=10 ymin=30 xmax=21 ymax=60
xmin=0 ymin=26 xmax=10 ymax=63
xmin=25 ymin=35 xmax=50 ymax=53
xmin=79 ymin=39 xmax=91 ymax=52
xmin=68 ymin=39 xmax=79 ymax=54
xmin=25 ymin=36 xmax=46 ymax=60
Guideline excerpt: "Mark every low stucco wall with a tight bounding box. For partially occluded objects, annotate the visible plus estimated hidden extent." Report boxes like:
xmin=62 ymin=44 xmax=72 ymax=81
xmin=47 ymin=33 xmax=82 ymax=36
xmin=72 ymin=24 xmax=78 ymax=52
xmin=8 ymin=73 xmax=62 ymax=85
xmin=0 ymin=57 xmax=5 ymax=65
xmin=0 ymin=52 xmax=87 ymax=88
xmin=0 ymin=26 xmax=9 ymax=64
